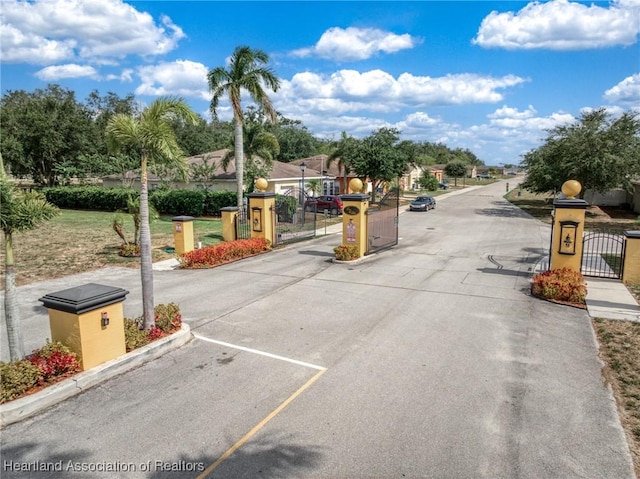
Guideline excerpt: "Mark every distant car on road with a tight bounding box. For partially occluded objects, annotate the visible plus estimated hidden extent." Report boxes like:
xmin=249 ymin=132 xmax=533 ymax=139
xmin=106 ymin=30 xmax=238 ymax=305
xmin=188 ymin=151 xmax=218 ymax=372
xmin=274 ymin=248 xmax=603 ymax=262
xmin=304 ymin=195 xmax=343 ymax=215
xmin=409 ymin=196 xmax=436 ymax=211
xmin=439 ymin=181 xmax=449 ymax=189
xmin=477 ymin=173 xmax=492 ymax=179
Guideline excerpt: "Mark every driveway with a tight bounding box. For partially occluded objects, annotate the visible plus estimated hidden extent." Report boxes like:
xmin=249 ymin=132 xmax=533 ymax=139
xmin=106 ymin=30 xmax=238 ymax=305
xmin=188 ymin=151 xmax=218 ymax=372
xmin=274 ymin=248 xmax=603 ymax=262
xmin=1 ymin=180 xmax=634 ymax=478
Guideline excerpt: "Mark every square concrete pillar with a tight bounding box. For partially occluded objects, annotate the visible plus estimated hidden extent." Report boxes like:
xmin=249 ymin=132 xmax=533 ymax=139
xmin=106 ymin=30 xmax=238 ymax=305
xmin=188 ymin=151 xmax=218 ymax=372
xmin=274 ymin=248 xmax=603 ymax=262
xmin=39 ymin=284 xmax=129 ymax=370
xmin=172 ymin=216 xmax=194 ymax=255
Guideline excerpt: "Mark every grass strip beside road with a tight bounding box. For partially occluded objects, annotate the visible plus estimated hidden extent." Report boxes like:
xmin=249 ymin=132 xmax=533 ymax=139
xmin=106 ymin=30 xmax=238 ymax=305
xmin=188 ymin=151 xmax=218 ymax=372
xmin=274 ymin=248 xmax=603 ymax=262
xmin=593 ymin=317 xmax=640 ymax=478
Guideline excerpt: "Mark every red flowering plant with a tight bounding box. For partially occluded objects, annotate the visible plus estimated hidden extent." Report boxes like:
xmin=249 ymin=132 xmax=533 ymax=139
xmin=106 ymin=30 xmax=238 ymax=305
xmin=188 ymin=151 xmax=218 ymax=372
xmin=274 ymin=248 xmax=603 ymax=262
xmin=179 ymin=238 xmax=271 ymax=269
xmin=27 ymin=341 xmax=81 ymax=385
xmin=531 ymin=267 xmax=587 ymax=305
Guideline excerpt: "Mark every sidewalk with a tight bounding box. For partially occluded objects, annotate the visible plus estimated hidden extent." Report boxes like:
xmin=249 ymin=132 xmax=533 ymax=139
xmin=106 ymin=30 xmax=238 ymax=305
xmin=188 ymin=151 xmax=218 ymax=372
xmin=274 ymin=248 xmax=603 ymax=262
xmin=585 ymin=277 xmax=640 ymax=322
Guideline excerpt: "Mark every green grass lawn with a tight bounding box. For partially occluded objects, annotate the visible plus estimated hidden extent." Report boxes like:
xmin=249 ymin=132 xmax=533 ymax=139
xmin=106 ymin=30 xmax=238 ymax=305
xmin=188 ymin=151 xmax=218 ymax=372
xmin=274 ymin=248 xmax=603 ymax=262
xmin=0 ymin=209 xmax=223 ymax=286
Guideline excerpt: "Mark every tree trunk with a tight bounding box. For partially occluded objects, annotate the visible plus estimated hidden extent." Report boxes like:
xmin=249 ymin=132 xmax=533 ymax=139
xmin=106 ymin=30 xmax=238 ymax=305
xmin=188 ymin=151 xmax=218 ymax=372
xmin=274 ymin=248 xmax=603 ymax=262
xmin=234 ymin=121 xmax=244 ymax=212
xmin=4 ymin=232 xmax=25 ymax=361
xmin=139 ymin=154 xmax=155 ymax=329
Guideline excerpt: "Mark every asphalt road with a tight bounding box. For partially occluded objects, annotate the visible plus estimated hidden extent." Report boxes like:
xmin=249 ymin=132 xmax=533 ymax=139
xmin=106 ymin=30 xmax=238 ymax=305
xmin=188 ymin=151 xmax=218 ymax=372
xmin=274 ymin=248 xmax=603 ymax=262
xmin=1 ymin=180 xmax=635 ymax=478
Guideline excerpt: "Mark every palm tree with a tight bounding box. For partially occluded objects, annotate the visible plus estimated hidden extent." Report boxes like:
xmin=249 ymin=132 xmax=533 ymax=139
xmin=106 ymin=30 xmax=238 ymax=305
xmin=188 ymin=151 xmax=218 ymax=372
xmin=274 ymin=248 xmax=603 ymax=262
xmin=222 ymin=121 xmax=280 ymax=191
xmin=105 ymin=97 xmax=198 ymax=329
xmin=208 ymin=46 xmax=281 ymax=210
xmin=1 ymin=155 xmax=59 ymax=360
xmin=327 ymin=131 xmax=357 ymax=194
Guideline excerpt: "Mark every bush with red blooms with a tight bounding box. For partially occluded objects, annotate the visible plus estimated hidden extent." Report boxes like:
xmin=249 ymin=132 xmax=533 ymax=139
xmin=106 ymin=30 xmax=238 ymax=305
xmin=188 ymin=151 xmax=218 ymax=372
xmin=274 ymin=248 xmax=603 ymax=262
xmin=531 ymin=267 xmax=587 ymax=304
xmin=179 ymin=238 xmax=271 ymax=268
xmin=1 ymin=341 xmax=81 ymax=403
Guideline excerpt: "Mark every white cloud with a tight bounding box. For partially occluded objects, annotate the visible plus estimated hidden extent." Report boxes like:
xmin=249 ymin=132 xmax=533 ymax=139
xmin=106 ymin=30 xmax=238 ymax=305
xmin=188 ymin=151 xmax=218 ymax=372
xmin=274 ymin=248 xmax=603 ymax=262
xmin=34 ymin=64 xmax=98 ymax=81
xmin=135 ymin=60 xmax=209 ymax=101
xmin=290 ymin=27 xmax=419 ymax=61
xmin=0 ymin=24 xmax=75 ymax=64
xmin=105 ymin=69 xmax=134 ymax=82
xmin=0 ymin=0 xmax=185 ymax=65
xmin=473 ymin=0 xmax=640 ymax=50
xmin=604 ymin=73 xmax=640 ymax=105
xmin=274 ymin=70 xmax=528 ymax=118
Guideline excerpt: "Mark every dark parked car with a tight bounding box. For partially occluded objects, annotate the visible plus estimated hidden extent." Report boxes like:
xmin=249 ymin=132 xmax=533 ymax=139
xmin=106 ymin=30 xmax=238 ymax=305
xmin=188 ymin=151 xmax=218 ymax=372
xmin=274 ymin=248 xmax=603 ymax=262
xmin=304 ymin=195 xmax=343 ymax=215
xmin=409 ymin=195 xmax=436 ymax=211
xmin=439 ymin=181 xmax=449 ymax=189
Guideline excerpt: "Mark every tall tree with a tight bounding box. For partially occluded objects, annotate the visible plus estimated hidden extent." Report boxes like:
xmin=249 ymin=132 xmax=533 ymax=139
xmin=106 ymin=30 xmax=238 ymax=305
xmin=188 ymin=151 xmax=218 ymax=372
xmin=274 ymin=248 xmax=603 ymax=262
xmin=1 ymin=154 xmax=59 ymax=360
xmin=1 ymin=85 xmax=97 ymax=185
xmin=521 ymin=109 xmax=640 ymax=195
xmin=327 ymin=131 xmax=358 ymax=194
xmin=105 ymin=97 xmax=198 ymax=329
xmin=208 ymin=46 xmax=281 ymax=210
xmin=351 ymin=128 xmax=409 ymax=201
xmin=444 ymin=161 xmax=467 ymax=187
xmin=269 ymin=115 xmax=320 ymax=163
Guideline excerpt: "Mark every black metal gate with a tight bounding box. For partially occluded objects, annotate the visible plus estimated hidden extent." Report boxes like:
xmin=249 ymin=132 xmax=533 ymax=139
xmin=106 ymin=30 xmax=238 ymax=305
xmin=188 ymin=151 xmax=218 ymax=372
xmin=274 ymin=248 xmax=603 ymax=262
xmin=366 ymin=188 xmax=399 ymax=255
xmin=581 ymin=230 xmax=626 ymax=279
xmin=235 ymin=206 xmax=251 ymax=240
xmin=273 ymin=187 xmax=316 ymax=245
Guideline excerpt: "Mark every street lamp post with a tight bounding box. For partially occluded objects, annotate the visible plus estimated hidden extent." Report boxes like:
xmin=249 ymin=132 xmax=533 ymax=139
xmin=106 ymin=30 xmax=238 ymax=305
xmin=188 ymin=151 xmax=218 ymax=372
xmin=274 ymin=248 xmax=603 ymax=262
xmin=300 ymin=162 xmax=306 ymax=225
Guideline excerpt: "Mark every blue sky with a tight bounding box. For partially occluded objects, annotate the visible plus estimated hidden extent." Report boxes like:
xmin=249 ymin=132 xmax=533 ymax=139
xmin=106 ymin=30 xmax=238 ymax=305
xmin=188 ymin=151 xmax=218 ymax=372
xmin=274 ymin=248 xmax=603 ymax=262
xmin=1 ymin=0 xmax=639 ymax=166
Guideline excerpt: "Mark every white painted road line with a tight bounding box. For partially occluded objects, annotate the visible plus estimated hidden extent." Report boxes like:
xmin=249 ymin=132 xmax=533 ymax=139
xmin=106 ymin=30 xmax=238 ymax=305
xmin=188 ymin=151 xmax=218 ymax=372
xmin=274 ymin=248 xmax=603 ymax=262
xmin=192 ymin=333 xmax=327 ymax=371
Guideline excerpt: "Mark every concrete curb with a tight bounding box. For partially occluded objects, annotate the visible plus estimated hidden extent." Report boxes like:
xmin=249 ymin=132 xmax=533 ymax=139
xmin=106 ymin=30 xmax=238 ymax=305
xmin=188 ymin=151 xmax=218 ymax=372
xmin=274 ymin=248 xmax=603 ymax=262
xmin=0 ymin=324 xmax=192 ymax=427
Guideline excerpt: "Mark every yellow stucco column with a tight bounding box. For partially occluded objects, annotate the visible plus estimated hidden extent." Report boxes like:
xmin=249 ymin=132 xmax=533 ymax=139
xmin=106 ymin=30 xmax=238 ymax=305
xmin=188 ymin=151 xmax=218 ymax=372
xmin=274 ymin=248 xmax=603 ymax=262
xmin=550 ymin=180 xmax=587 ymax=273
xmin=248 ymin=179 xmax=275 ymax=245
xmin=341 ymin=178 xmax=369 ymax=259
xmin=172 ymin=215 xmax=194 ymax=255
xmin=39 ymin=283 xmax=129 ymax=370
xmin=220 ymin=207 xmax=238 ymax=242
xmin=622 ymin=231 xmax=640 ymax=284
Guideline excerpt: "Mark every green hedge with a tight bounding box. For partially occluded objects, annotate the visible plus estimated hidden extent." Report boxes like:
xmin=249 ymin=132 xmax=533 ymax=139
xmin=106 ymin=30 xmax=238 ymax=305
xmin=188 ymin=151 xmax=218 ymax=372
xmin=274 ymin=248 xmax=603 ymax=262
xmin=42 ymin=186 xmax=237 ymax=216
xmin=149 ymin=189 xmax=205 ymax=217
xmin=42 ymin=186 xmax=134 ymax=211
xmin=204 ymin=190 xmax=237 ymax=216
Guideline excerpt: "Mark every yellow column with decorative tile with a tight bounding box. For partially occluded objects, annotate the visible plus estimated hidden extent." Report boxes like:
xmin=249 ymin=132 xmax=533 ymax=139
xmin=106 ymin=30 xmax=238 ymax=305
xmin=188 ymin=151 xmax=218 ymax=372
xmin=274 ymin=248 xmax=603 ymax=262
xmin=550 ymin=180 xmax=587 ymax=273
xmin=39 ymin=284 xmax=129 ymax=370
xmin=340 ymin=178 xmax=369 ymax=259
xmin=248 ymin=178 xmax=275 ymax=245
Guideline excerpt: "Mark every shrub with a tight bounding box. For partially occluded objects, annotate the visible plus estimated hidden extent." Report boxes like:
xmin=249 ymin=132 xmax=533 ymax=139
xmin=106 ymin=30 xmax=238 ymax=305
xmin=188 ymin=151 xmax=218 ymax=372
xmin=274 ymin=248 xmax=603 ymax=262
xmin=0 ymin=360 xmax=41 ymax=403
xmin=27 ymin=341 xmax=81 ymax=383
xmin=0 ymin=341 xmax=80 ymax=403
xmin=154 ymin=303 xmax=182 ymax=333
xmin=119 ymin=243 xmax=141 ymax=257
xmin=203 ymin=190 xmax=237 ymax=216
xmin=42 ymin=186 xmax=135 ymax=211
xmin=124 ymin=304 xmax=183 ymax=351
xmin=531 ymin=267 xmax=587 ymax=304
xmin=150 ymin=189 xmax=205 ymax=216
xmin=179 ymin=238 xmax=271 ymax=268
xmin=124 ymin=318 xmax=151 ymax=352
xmin=334 ymin=245 xmax=360 ymax=261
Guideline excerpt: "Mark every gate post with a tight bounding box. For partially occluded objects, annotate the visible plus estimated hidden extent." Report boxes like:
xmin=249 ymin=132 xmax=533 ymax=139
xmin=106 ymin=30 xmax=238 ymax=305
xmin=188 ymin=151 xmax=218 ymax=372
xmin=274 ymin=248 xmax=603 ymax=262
xmin=550 ymin=180 xmax=587 ymax=273
xmin=622 ymin=231 xmax=640 ymax=284
xmin=220 ymin=207 xmax=238 ymax=242
xmin=341 ymin=178 xmax=369 ymax=259
xmin=248 ymin=178 xmax=275 ymax=245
